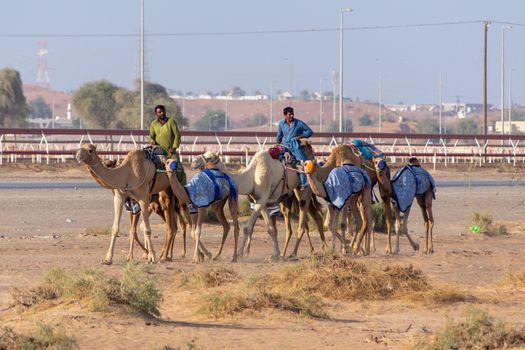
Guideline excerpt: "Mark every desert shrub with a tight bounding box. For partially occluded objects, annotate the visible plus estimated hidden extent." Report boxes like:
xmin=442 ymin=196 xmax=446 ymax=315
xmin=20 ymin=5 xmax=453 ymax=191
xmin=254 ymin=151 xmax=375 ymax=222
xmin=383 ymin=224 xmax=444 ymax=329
xmin=83 ymin=226 xmax=112 ymax=236
xmin=11 ymin=263 xmax=162 ymax=317
xmin=372 ymin=202 xmax=394 ymax=233
xmin=192 ymin=255 xmax=468 ymax=319
xmin=0 ymin=323 xmax=77 ymax=350
xmin=413 ymin=307 xmax=525 ymax=350
xmin=472 ymin=212 xmax=508 ymax=236
xmin=181 ymin=265 xmax=240 ymax=288
xmin=499 ymin=270 xmax=525 ymax=290
xmin=236 ymin=196 xmax=252 ymax=217
xmin=198 ymin=289 xmax=327 ymax=319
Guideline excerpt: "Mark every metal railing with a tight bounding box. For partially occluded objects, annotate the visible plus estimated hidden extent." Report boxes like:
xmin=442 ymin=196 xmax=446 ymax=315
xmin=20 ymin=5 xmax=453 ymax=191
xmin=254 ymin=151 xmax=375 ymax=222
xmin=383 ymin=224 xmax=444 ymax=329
xmin=1 ymin=127 xmax=525 ymax=167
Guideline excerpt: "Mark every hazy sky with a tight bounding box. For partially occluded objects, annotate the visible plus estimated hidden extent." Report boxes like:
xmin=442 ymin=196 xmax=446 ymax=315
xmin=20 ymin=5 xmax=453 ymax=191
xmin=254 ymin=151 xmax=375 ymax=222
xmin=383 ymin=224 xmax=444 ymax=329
xmin=1 ymin=0 xmax=524 ymax=105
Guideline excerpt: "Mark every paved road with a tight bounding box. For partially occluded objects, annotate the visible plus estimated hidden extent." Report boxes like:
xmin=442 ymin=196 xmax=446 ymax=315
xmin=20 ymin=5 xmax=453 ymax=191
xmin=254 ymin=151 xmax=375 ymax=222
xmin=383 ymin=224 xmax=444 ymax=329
xmin=0 ymin=179 xmax=524 ymax=189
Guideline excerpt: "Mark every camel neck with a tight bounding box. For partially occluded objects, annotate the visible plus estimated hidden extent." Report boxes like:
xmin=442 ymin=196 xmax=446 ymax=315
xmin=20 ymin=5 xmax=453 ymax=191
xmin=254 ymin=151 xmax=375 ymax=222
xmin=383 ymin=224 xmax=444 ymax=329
xmin=87 ymin=155 xmax=143 ymax=191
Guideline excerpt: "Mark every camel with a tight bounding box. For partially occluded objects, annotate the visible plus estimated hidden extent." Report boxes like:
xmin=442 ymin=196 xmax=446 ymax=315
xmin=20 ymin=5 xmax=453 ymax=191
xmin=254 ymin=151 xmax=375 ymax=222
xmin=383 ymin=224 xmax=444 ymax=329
xmin=386 ymin=157 xmax=435 ymax=254
xmin=91 ymin=159 xmax=187 ymax=264
xmin=303 ymin=149 xmax=374 ymax=254
xmin=192 ymin=142 xmax=326 ymax=259
xmin=164 ymin=159 xmax=240 ymax=263
xmin=75 ymin=143 xmax=179 ymax=263
xmin=321 ymin=142 xmax=419 ymax=254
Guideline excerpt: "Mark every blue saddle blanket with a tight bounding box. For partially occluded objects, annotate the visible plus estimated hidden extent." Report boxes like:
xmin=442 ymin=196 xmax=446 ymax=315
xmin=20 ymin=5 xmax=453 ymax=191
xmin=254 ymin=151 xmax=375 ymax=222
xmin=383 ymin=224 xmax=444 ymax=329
xmin=391 ymin=165 xmax=435 ymax=213
xmin=185 ymin=169 xmax=237 ymax=208
xmin=323 ymin=164 xmax=371 ymax=210
xmin=351 ymin=139 xmax=384 ymax=160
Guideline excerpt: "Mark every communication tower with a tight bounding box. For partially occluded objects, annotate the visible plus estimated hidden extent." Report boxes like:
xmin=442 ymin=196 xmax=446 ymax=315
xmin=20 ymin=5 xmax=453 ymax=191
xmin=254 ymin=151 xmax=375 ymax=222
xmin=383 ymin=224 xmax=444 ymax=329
xmin=36 ymin=41 xmax=50 ymax=88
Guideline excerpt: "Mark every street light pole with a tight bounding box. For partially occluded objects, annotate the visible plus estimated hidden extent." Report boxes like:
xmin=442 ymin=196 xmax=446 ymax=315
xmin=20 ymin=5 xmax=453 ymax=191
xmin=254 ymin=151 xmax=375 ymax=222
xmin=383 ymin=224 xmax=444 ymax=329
xmin=509 ymin=68 xmax=514 ymax=134
xmin=331 ymin=70 xmax=337 ymax=122
xmin=339 ymin=8 xmax=352 ymax=133
xmin=319 ymin=77 xmax=324 ymax=132
xmin=269 ymin=81 xmax=274 ymax=131
xmin=140 ymin=0 xmax=145 ymax=132
xmin=439 ymin=73 xmax=442 ymax=135
xmin=500 ymin=25 xmax=511 ymax=139
xmin=378 ymin=75 xmax=382 ymax=133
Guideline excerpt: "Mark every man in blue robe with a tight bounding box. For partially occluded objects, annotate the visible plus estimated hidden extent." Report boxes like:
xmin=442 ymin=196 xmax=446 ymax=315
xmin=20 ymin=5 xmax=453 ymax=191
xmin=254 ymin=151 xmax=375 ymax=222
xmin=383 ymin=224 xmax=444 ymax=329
xmin=276 ymin=107 xmax=314 ymax=189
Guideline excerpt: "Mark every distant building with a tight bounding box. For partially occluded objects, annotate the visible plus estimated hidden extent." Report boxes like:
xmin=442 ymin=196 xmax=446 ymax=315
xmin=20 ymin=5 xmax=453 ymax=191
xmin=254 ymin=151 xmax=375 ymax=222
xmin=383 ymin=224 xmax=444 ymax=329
xmin=494 ymin=121 xmax=525 ymax=133
xmin=278 ymin=91 xmax=293 ymax=100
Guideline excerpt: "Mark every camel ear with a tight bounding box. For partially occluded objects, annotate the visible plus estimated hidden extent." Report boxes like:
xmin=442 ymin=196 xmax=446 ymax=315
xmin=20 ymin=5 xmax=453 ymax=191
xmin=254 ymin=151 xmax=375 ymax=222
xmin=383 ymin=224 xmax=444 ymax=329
xmin=305 ymin=161 xmax=315 ymax=174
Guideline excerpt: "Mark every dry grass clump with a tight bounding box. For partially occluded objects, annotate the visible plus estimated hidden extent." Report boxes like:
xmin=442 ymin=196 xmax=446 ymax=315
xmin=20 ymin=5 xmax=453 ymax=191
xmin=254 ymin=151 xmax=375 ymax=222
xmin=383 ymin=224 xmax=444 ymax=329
xmin=472 ymin=212 xmax=508 ymax=236
xmin=83 ymin=226 xmax=112 ymax=236
xmin=198 ymin=289 xmax=327 ymax=319
xmin=182 ymin=265 xmax=241 ymax=288
xmin=498 ymin=270 xmax=525 ymax=290
xmin=193 ymin=255 xmax=468 ymax=319
xmin=11 ymin=262 xmax=162 ymax=317
xmin=257 ymin=254 xmax=434 ymax=302
xmin=413 ymin=307 xmax=525 ymax=350
xmin=0 ymin=323 xmax=77 ymax=350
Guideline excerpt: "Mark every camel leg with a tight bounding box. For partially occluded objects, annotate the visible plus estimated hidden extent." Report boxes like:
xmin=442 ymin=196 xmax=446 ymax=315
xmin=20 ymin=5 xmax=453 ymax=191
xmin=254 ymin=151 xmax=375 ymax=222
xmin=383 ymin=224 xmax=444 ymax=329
xmin=393 ymin=208 xmax=402 ymax=255
xmin=401 ymin=205 xmax=420 ymax=252
xmin=212 ymin=199 xmax=230 ymax=261
xmin=239 ymin=202 xmax=264 ymax=257
xmin=192 ymin=209 xmax=206 ymax=263
xmin=128 ymin=212 xmax=148 ymax=261
xmin=353 ymin=194 xmax=370 ymax=256
xmin=328 ymin=207 xmax=344 ymax=251
xmin=383 ymin=197 xmax=393 ymax=255
xmin=280 ymin=198 xmax=295 ymax=258
xmin=309 ymin=203 xmax=326 ymax=250
xmin=139 ymin=199 xmax=156 ymax=263
xmin=259 ymin=207 xmax=281 ymax=259
xmin=348 ymin=204 xmax=359 ymax=252
xmin=291 ymin=190 xmax=312 ymax=257
xmin=102 ymin=193 xmax=124 ymax=265
xmin=159 ymin=194 xmax=176 ymax=262
xmin=229 ymin=198 xmax=240 ymax=262
xmin=418 ymin=192 xmax=434 ymax=254
xmin=340 ymin=207 xmax=349 ymax=254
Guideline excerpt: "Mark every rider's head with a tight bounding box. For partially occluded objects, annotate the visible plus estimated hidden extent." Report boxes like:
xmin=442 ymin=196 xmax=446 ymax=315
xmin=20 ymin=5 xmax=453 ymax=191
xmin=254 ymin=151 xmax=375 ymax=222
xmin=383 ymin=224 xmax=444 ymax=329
xmin=154 ymin=105 xmax=166 ymax=120
xmin=283 ymin=107 xmax=294 ymax=122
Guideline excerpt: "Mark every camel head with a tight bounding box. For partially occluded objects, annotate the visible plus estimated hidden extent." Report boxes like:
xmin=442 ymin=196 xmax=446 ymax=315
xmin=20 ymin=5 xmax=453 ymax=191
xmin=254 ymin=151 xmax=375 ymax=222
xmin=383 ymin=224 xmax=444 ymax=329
xmin=191 ymin=150 xmax=221 ymax=170
xmin=165 ymin=159 xmax=179 ymax=173
xmin=371 ymin=157 xmax=388 ymax=172
xmin=75 ymin=143 xmax=99 ymax=165
xmin=299 ymin=139 xmax=314 ymax=159
xmin=304 ymin=160 xmax=316 ymax=174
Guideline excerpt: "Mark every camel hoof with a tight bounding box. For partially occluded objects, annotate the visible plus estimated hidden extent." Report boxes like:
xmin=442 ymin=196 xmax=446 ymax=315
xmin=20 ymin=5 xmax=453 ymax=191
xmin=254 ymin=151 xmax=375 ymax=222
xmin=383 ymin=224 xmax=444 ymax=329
xmin=101 ymin=259 xmax=113 ymax=265
xmin=231 ymin=256 xmax=238 ymax=263
xmin=141 ymin=253 xmax=148 ymax=260
xmin=269 ymin=255 xmax=281 ymax=262
xmin=212 ymin=255 xmax=220 ymax=261
xmin=181 ymin=252 xmax=186 ymax=259
xmin=287 ymin=254 xmax=299 ymax=261
xmin=413 ymin=243 xmax=420 ymax=251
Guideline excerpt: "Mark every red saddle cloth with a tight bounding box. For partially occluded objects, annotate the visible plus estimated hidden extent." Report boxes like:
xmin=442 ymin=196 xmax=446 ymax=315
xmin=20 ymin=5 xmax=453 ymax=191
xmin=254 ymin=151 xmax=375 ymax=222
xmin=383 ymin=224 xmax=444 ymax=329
xmin=268 ymin=145 xmax=285 ymax=160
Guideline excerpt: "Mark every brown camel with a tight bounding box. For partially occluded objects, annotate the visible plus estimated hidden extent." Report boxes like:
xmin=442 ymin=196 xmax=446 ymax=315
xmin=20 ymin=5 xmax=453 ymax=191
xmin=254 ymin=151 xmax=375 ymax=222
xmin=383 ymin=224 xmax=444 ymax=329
xmin=192 ymin=142 xmax=326 ymax=259
xmin=385 ymin=157 xmax=435 ymax=254
xmin=165 ymin=159 xmax=240 ymax=263
xmin=303 ymin=152 xmax=374 ymax=255
xmin=92 ymin=159 xmax=187 ymax=263
xmin=76 ymin=143 xmax=179 ymax=263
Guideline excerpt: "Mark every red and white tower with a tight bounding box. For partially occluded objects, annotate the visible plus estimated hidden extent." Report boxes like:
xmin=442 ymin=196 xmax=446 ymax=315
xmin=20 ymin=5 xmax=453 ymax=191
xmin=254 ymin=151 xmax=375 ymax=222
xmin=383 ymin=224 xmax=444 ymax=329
xmin=36 ymin=41 xmax=50 ymax=88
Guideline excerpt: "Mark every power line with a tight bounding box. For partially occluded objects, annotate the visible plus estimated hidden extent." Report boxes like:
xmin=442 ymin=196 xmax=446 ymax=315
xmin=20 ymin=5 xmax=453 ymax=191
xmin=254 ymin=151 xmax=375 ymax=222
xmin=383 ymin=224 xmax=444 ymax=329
xmin=0 ymin=19 xmax=503 ymax=38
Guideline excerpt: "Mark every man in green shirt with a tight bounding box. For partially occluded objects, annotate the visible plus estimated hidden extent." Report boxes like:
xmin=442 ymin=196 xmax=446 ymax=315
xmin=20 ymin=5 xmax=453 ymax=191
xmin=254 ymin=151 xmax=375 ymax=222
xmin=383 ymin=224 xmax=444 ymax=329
xmin=149 ymin=104 xmax=185 ymax=182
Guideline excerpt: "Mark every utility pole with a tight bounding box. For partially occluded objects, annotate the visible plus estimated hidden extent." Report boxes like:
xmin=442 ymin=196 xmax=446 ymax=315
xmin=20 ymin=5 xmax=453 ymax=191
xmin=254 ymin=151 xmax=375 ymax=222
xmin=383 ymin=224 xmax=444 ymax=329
xmin=140 ymin=0 xmax=145 ymax=132
xmin=483 ymin=21 xmax=490 ymax=135
xmin=439 ymin=73 xmax=442 ymax=135
xmin=378 ymin=75 xmax=382 ymax=133
xmin=331 ymin=70 xmax=337 ymax=122
xmin=319 ymin=78 xmax=324 ymax=132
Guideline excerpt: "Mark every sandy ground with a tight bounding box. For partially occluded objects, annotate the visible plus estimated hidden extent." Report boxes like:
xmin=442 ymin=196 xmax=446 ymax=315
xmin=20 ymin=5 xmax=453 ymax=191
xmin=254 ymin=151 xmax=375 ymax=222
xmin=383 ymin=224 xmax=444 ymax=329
xmin=1 ymin=163 xmax=525 ymax=349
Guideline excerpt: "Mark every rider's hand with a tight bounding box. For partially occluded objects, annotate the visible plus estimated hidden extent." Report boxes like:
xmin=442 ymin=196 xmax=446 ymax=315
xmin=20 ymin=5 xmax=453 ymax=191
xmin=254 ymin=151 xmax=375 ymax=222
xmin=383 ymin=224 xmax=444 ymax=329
xmin=168 ymin=148 xmax=175 ymax=155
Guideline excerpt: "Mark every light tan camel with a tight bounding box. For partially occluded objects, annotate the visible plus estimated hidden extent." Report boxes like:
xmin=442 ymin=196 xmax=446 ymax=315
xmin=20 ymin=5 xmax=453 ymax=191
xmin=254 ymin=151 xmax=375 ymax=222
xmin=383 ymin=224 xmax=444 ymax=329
xmin=381 ymin=157 xmax=435 ymax=254
xmin=303 ymin=149 xmax=374 ymax=254
xmin=164 ymin=159 xmax=240 ymax=263
xmin=90 ymin=159 xmax=187 ymax=263
xmin=76 ymin=143 xmax=178 ymax=263
xmin=192 ymin=143 xmax=326 ymax=259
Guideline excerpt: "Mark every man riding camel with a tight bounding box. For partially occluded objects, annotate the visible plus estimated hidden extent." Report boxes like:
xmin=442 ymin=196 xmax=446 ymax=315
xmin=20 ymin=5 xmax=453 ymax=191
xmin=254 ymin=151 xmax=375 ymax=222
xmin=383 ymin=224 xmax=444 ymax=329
xmin=276 ymin=106 xmax=314 ymax=190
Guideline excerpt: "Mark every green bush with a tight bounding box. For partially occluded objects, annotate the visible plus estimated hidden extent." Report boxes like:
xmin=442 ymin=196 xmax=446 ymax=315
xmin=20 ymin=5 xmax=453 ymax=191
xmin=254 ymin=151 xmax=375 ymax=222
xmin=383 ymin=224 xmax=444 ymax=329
xmin=471 ymin=213 xmax=508 ymax=236
xmin=0 ymin=323 xmax=77 ymax=350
